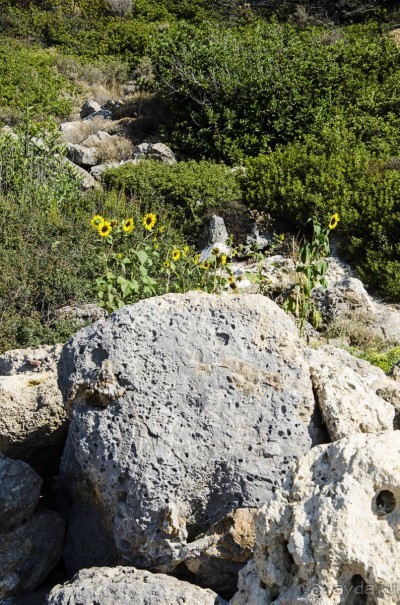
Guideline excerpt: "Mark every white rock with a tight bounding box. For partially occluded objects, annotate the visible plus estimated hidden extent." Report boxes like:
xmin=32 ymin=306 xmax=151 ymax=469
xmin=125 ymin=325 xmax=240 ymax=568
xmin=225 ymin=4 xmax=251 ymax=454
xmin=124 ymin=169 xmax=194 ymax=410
xmin=46 ymin=566 xmax=227 ymax=605
xmin=0 ymin=345 xmax=67 ymax=462
xmin=232 ymin=431 xmax=400 ymax=605
xmin=308 ymin=345 xmax=396 ymax=439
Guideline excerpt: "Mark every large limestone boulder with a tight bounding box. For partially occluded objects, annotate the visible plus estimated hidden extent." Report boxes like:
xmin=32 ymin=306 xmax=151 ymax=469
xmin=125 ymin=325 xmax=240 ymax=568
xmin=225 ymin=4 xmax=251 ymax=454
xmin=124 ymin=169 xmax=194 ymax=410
xmin=58 ymin=292 xmax=326 ymax=583
xmin=0 ymin=345 xmax=68 ymax=467
xmin=0 ymin=455 xmax=65 ymax=600
xmin=308 ymin=345 xmax=399 ymax=439
xmin=232 ymin=431 xmax=400 ymax=605
xmin=46 ymin=566 xmax=228 ymax=605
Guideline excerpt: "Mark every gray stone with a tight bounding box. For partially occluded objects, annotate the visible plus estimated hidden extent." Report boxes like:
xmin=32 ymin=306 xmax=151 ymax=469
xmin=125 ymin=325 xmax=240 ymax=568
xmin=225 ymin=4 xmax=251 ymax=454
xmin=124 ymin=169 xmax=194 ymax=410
xmin=0 ymin=508 xmax=65 ymax=600
xmin=132 ymin=142 xmax=152 ymax=159
xmin=54 ymin=304 xmax=106 ymax=326
xmin=308 ymin=345 xmax=396 ymax=440
xmin=46 ymin=566 xmax=228 ymax=605
xmin=0 ymin=345 xmax=67 ymax=463
xmin=132 ymin=142 xmax=176 ymax=164
xmin=0 ymin=345 xmax=61 ymax=376
xmin=0 ymin=455 xmax=42 ymax=531
xmin=82 ymin=109 xmax=112 ymax=122
xmin=58 ymin=293 xmax=326 ymax=580
xmin=79 ymin=100 xmax=101 ymax=119
xmin=245 ymin=225 xmax=271 ymax=251
xmin=200 ymin=215 xmax=229 ymax=248
xmin=232 ymin=431 xmax=400 ymax=605
xmin=66 ymin=143 xmax=98 ymax=167
xmin=90 ymin=161 xmax=124 ymax=181
xmin=148 ymin=142 xmax=177 ymax=164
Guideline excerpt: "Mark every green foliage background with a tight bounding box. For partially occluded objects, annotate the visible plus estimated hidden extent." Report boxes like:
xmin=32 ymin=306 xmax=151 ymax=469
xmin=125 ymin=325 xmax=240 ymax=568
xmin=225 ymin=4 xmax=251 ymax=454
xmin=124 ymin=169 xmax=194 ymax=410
xmin=1 ymin=0 xmax=400 ymax=354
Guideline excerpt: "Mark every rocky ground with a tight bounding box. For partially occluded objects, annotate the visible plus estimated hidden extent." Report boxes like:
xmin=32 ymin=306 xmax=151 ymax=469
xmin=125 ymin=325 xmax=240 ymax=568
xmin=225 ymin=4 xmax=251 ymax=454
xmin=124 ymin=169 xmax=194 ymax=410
xmin=0 ymin=270 xmax=399 ymax=603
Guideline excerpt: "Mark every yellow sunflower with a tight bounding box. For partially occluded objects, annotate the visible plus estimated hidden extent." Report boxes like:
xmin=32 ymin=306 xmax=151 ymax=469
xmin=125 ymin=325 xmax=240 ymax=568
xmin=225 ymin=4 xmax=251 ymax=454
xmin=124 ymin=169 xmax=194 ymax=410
xmin=212 ymin=247 xmax=220 ymax=256
xmin=220 ymin=254 xmax=227 ymax=266
xmin=202 ymin=261 xmax=210 ymax=270
xmin=171 ymin=249 xmax=181 ymax=261
xmin=158 ymin=225 xmax=166 ymax=234
xmin=182 ymin=245 xmax=190 ymax=257
xmin=194 ymin=254 xmax=200 ymax=265
xmin=329 ymin=213 xmax=340 ymax=230
xmin=90 ymin=215 xmax=104 ymax=230
xmin=143 ymin=213 xmax=157 ymax=231
xmin=227 ymin=275 xmax=235 ymax=284
xmin=123 ymin=218 xmax=135 ymax=233
xmin=98 ymin=221 xmax=112 ymax=238
xmin=163 ymin=261 xmax=171 ymax=268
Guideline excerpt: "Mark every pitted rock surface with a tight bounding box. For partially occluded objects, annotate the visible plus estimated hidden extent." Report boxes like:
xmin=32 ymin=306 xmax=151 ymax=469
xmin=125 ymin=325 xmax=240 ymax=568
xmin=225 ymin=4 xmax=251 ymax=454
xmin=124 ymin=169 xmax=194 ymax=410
xmin=46 ymin=566 xmax=228 ymax=605
xmin=58 ymin=292 xmax=326 ymax=577
xmin=232 ymin=431 xmax=400 ymax=605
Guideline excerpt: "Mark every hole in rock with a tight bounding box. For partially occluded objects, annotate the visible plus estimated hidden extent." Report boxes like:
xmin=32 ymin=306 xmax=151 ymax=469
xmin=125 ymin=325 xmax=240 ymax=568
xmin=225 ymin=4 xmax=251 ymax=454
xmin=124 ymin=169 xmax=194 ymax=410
xmin=345 ymin=574 xmax=375 ymax=604
xmin=375 ymin=490 xmax=396 ymax=515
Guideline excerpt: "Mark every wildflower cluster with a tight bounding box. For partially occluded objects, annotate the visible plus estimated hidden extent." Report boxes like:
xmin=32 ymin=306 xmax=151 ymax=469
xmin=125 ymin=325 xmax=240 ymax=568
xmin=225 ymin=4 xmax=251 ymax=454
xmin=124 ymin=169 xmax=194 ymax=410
xmin=90 ymin=213 xmax=239 ymax=313
xmin=283 ymin=214 xmax=340 ymax=336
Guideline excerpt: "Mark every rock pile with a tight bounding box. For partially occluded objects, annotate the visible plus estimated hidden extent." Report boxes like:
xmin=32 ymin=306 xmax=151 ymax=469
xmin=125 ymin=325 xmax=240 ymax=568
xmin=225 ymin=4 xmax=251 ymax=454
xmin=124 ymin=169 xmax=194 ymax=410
xmin=0 ymin=290 xmax=399 ymax=603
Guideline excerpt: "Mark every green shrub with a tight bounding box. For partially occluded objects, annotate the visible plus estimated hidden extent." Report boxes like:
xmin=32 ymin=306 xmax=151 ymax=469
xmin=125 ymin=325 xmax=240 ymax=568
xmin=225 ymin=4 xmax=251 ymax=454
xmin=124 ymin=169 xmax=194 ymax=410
xmin=0 ymin=2 xmax=155 ymax=66
xmin=243 ymin=120 xmax=400 ymax=300
xmin=103 ymin=159 xmax=243 ymax=238
xmin=354 ymin=346 xmax=400 ymax=374
xmin=0 ymin=37 xmax=73 ymax=123
xmin=0 ymin=127 xmax=99 ymax=352
xmin=150 ymin=20 xmax=400 ymax=162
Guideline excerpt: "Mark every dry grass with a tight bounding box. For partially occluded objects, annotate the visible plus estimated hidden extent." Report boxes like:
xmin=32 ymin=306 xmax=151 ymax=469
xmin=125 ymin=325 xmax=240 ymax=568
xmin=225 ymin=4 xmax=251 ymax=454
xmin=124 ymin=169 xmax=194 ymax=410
xmin=326 ymin=309 xmax=386 ymax=349
xmin=95 ymin=136 xmax=133 ymax=163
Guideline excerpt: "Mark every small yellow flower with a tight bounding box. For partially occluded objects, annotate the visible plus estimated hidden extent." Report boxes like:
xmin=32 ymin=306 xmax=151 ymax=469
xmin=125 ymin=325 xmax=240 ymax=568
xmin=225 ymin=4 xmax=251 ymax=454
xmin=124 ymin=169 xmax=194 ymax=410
xmin=182 ymin=245 xmax=190 ymax=257
xmin=194 ymin=254 xmax=200 ymax=265
xmin=90 ymin=215 xmax=104 ymax=229
xmin=329 ymin=213 xmax=340 ymax=230
xmin=171 ymin=249 xmax=181 ymax=261
xmin=220 ymin=254 xmax=227 ymax=266
xmin=163 ymin=261 xmax=171 ymax=268
xmin=98 ymin=221 xmax=112 ymax=238
xmin=212 ymin=247 xmax=220 ymax=256
xmin=279 ymin=233 xmax=285 ymax=241
xmin=227 ymin=275 xmax=235 ymax=284
xmin=202 ymin=261 xmax=210 ymax=270
xmin=116 ymin=252 xmax=123 ymax=260
xmin=143 ymin=213 xmax=157 ymax=231
xmin=158 ymin=225 xmax=165 ymax=234
xmin=123 ymin=218 xmax=134 ymax=233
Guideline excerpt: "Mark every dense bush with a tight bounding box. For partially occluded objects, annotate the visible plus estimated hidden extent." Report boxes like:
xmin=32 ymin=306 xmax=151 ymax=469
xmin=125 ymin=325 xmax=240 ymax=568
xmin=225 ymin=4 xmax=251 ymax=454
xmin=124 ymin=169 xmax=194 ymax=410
xmin=103 ymin=159 xmax=244 ymax=238
xmin=0 ymin=38 xmax=73 ymax=123
xmin=0 ymin=128 xmax=99 ymax=352
xmin=0 ymin=1 xmax=154 ymax=65
xmin=150 ymin=20 xmax=400 ymax=162
xmin=243 ymin=121 xmax=400 ymax=299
